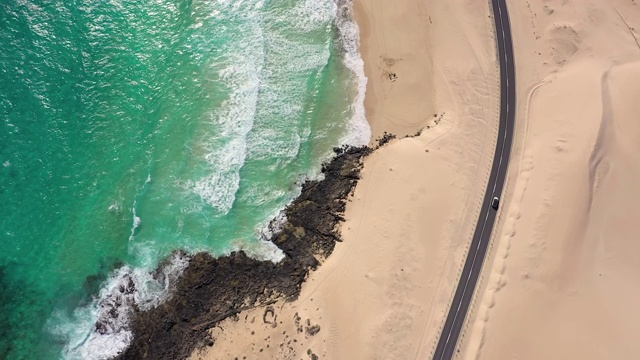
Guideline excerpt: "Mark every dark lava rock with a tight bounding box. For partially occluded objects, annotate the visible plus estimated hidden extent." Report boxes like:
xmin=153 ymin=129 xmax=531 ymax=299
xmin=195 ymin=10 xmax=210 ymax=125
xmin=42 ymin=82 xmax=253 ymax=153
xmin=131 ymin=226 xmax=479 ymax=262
xmin=117 ymin=146 xmax=371 ymax=360
xmin=306 ymin=324 xmax=321 ymax=337
xmin=263 ymin=306 xmax=275 ymax=324
xmin=375 ymin=132 xmax=396 ymax=148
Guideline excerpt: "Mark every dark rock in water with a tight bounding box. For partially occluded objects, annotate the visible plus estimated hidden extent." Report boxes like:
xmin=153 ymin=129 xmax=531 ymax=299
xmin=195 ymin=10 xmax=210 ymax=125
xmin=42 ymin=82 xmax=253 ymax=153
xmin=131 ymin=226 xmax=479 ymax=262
xmin=117 ymin=146 xmax=371 ymax=360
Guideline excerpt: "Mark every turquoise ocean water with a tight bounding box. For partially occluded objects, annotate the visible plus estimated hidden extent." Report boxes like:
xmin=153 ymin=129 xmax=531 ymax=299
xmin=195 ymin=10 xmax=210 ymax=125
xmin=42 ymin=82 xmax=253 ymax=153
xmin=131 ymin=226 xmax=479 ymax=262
xmin=0 ymin=0 xmax=369 ymax=358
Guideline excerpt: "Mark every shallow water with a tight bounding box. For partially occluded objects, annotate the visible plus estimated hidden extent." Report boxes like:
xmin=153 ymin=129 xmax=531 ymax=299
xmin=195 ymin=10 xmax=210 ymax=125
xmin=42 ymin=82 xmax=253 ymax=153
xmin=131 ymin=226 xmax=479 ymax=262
xmin=0 ymin=0 xmax=368 ymax=358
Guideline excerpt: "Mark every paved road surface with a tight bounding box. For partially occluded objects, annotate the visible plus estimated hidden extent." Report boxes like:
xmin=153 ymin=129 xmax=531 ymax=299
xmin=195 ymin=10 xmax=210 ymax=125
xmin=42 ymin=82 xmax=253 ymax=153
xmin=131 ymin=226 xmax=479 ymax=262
xmin=431 ymin=0 xmax=516 ymax=359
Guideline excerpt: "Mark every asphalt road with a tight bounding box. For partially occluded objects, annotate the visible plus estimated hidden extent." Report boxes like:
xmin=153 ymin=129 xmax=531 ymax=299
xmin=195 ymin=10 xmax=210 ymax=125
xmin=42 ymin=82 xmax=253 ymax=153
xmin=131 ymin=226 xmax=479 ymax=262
xmin=431 ymin=0 xmax=516 ymax=359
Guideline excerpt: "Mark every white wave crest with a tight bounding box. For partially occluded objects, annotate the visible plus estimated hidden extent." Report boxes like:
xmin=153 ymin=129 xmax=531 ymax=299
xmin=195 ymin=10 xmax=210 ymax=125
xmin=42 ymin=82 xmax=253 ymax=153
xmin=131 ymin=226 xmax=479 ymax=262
xmin=190 ymin=137 xmax=247 ymax=214
xmin=229 ymin=236 xmax=286 ymax=263
xmin=334 ymin=0 xmax=371 ymax=146
xmin=258 ymin=210 xmax=288 ymax=242
xmin=51 ymin=253 xmax=190 ymax=360
xmin=285 ymin=0 xmax=336 ymax=32
xmin=128 ymin=200 xmax=141 ymax=242
xmin=188 ymin=7 xmax=265 ymax=215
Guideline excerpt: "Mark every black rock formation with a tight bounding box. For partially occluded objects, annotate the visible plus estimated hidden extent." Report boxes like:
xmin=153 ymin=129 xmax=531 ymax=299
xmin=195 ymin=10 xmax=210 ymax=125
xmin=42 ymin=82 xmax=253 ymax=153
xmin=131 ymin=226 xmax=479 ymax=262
xmin=118 ymin=145 xmax=371 ymax=360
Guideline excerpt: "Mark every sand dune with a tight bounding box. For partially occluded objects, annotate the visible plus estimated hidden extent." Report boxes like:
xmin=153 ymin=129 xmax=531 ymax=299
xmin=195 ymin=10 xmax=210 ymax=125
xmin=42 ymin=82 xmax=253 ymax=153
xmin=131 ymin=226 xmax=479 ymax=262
xmin=461 ymin=1 xmax=640 ymax=359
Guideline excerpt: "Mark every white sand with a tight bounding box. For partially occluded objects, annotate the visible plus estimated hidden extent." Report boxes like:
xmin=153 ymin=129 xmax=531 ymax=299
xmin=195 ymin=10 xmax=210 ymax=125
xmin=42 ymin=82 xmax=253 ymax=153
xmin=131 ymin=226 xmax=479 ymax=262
xmin=190 ymin=0 xmax=501 ymax=359
xmin=460 ymin=1 xmax=640 ymax=359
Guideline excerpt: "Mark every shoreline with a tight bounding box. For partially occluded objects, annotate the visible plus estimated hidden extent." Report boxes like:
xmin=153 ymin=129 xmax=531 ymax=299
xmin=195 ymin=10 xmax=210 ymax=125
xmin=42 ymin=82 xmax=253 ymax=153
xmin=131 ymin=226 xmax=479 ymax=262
xmin=189 ymin=0 xmax=502 ymax=359
xmin=112 ymin=2 xmax=377 ymax=357
xmin=353 ymin=0 xmax=437 ymax=141
xmin=118 ymin=145 xmax=373 ymax=359
xmin=57 ymin=2 xmax=373 ymax=358
xmin=335 ymin=0 xmax=372 ymax=147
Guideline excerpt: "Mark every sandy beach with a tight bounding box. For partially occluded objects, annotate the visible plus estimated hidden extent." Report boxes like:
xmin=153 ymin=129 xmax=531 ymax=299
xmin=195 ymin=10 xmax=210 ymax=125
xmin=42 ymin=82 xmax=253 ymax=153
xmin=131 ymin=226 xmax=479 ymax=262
xmin=190 ymin=0 xmax=501 ymax=359
xmin=459 ymin=1 xmax=640 ymax=359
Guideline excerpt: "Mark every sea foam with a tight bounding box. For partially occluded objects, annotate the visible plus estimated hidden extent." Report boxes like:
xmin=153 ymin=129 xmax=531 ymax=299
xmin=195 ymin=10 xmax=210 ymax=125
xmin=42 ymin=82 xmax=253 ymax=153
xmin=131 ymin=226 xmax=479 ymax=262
xmin=187 ymin=4 xmax=265 ymax=216
xmin=52 ymin=1 xmax=371 ymax=358
xmin=52 ymin=252 xmax=190 ymax=360
xmin=335 ymin=0 xmax=372 ymax=147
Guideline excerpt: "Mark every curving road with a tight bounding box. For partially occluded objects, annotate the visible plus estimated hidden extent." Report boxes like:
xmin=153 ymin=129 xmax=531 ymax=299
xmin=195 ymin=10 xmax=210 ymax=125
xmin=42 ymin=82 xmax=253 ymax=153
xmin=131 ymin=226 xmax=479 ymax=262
xmin=432 ymin=0 xmax=515 ymax=359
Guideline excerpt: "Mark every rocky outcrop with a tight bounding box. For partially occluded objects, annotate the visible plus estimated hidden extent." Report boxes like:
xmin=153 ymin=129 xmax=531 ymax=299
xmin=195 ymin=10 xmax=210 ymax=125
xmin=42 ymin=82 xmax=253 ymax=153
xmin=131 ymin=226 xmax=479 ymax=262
xmin=117 ymin=146 xmax=371 ymax=360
